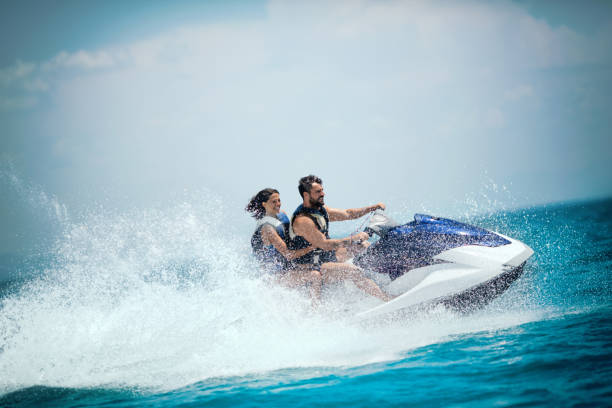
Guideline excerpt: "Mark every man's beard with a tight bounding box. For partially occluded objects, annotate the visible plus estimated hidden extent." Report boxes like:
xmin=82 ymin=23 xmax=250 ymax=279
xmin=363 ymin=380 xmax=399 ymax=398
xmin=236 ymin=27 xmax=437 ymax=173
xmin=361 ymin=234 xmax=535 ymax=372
xmin=309 ymin=196 xmax=324 ymax=208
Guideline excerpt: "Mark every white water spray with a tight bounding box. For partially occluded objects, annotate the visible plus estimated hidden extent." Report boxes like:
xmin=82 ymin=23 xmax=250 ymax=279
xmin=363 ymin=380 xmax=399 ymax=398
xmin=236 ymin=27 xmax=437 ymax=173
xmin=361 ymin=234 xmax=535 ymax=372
xmin=0 ymin=186 xmax=544 ymax=396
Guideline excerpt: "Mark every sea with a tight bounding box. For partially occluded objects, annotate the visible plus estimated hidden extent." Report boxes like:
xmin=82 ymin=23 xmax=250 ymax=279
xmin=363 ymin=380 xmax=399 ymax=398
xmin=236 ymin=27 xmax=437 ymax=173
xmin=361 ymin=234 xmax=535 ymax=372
xmin=0 ymin=190 xmax=610 ymax=407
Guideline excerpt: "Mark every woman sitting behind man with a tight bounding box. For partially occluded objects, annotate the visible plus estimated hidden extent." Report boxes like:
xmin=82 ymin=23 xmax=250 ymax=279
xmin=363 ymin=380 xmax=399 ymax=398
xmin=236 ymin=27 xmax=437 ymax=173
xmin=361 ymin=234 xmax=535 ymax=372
xmin=246 ymin=188 xmax=323 ymax=302
xmin=246 ymin=188 xmax=390 ymax=303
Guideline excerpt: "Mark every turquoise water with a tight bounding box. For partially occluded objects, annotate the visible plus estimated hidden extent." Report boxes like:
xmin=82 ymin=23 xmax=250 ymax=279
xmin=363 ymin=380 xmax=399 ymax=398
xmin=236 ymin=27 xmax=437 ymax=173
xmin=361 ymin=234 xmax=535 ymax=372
xmin=1 ymin=198 xmax=611 ymax=407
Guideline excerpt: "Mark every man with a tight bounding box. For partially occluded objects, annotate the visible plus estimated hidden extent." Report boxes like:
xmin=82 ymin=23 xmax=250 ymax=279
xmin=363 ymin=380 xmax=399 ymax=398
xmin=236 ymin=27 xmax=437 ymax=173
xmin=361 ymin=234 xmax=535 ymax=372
xmin=289 ymin=175 xmax=391 ymax=301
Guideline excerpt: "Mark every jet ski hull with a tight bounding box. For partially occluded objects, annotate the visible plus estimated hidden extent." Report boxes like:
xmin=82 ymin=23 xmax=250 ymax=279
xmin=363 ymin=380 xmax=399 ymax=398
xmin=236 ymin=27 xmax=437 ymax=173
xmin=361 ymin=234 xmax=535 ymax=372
xmin=440 ymin=261 xmax=526 ymax=312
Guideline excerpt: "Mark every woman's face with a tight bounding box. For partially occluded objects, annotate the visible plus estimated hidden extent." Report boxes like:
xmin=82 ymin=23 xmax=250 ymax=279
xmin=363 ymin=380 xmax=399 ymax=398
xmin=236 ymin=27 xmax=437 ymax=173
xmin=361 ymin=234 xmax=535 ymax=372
xmin=262 ymin=192 xmax=281 ymax=216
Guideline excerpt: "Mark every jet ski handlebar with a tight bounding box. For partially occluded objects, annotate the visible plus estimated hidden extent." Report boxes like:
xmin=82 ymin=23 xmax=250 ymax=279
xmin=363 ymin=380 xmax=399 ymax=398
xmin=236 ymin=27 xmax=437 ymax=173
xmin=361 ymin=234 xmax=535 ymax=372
xmin=364 ymin=210 xmax=400 ymax=237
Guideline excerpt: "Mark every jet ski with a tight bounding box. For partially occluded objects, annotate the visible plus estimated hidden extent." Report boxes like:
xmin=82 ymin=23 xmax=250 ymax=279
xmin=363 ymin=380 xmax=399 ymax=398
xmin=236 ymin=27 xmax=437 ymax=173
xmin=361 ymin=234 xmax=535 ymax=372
xmin=352 ymin=212 xmax=534 ymax=320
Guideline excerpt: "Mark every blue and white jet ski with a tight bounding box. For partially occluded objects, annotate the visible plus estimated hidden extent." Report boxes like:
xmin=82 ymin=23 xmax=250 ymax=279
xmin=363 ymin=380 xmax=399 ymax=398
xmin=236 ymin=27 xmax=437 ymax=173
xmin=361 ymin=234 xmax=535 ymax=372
xmin=352 ymin=212 xmax=534 ymax=319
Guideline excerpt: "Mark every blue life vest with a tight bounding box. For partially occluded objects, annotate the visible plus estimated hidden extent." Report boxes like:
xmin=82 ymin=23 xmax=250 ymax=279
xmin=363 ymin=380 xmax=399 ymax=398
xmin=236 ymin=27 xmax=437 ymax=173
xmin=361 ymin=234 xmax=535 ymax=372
xmin=251 ymin=212 xmax=291 ymax=272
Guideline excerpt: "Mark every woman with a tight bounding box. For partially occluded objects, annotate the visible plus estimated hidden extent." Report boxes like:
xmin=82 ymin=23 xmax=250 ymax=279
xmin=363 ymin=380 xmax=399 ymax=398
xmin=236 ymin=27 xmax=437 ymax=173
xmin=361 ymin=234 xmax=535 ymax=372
xmin=246 ymin=188 xmax=322 ymax=303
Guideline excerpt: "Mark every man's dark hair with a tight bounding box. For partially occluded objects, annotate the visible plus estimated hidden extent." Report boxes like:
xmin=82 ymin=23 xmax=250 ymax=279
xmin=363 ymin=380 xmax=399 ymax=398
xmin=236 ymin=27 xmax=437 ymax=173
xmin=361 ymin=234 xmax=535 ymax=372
xmin=298 ymin=175 xmax=322 ymax=198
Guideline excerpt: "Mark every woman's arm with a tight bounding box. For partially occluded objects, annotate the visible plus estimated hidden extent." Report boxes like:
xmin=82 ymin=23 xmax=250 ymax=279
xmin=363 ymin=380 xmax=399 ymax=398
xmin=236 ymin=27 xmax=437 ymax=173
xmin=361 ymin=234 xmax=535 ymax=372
xmin=261 ymin=225 xmax=314 ymax=260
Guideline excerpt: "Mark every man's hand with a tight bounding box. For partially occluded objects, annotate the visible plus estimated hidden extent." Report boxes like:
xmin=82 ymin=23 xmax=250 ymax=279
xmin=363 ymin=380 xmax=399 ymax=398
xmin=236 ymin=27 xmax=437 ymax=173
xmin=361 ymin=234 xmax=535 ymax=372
xmin=373 ymin=203 xmax=386 ymax=211
xmin=350 ymin=231 xmax=370 ymax=244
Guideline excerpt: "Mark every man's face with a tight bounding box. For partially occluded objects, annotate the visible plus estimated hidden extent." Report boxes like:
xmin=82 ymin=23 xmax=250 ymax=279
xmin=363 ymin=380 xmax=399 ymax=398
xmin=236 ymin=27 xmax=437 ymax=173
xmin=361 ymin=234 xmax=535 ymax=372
xmin=306 ymin=182 xmax=325 ymax=207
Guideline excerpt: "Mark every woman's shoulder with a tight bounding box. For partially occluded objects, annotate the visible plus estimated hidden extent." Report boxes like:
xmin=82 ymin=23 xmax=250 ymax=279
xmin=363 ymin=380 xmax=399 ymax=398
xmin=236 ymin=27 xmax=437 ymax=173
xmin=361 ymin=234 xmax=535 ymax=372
xmin=278 ymin=211 xmax=290 ymax=223
xmin=257 ymin=215 xmax=282 ymax=228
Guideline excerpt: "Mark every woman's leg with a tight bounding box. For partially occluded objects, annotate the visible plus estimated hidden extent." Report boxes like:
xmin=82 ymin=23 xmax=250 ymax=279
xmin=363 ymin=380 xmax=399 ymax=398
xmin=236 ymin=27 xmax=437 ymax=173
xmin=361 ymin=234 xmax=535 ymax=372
xmin=277 ymin=269 xmax=323 ymax=305
xmin=320 ymin=262 xmax=390 ymax=302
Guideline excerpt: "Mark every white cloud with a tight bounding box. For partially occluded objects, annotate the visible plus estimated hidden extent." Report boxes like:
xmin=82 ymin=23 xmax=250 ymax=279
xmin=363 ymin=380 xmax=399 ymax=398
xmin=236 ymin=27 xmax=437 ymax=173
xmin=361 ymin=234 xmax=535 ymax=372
xmin=41 ymin=50 xmax=117 ymax=71
xmin=2 ymin=0 xmax=611 ymax=210
xmin=0 ymin=60 xmax=36 ymax=85
xmin=24 ymin=78 xmax=49 ymax=92
xmin=0 ymin=95 xmax=38 ymax=111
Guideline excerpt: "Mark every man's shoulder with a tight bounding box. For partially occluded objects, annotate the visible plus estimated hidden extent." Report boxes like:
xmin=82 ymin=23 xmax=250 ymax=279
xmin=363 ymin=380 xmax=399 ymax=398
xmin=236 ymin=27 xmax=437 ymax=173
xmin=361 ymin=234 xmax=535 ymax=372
xmin=292 ymin=213 xmax=316 ymax=229
xmin=293 ymin=213 xmax=313 ymax=222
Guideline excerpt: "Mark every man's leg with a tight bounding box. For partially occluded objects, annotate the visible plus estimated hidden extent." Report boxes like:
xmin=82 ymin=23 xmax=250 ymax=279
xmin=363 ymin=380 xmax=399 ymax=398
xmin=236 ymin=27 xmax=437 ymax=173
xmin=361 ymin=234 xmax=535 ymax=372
xmin=320 ymin=262 xmax=390 ymax=302
xmin=335 ymin=242 xmax=370 ymax=262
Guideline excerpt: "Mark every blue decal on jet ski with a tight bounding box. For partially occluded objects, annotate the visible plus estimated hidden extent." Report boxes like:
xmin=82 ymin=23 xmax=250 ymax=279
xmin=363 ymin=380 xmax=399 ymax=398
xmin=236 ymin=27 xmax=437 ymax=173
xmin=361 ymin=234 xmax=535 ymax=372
xmin=390 ymin=214 xmax=511 ymax=246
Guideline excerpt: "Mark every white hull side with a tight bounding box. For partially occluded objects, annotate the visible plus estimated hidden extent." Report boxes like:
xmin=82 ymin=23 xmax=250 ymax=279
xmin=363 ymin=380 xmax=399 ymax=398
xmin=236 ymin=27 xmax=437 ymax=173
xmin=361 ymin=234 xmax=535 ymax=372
xmin=354 ymin=237 xmax=533 ymax=320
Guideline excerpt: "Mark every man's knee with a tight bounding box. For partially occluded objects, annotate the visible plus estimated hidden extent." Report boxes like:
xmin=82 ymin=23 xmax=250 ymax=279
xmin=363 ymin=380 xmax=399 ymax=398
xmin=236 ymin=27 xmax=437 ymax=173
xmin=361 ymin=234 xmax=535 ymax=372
xmin=310 ymin=270 xmax=322 ymax=279
xmin=306 ymin=270 xmax=322 ymax=284
xmin=321 ymin=262 xmax=359 ymax=271
xmin=335 ymin=247 xmax=349 ymax=262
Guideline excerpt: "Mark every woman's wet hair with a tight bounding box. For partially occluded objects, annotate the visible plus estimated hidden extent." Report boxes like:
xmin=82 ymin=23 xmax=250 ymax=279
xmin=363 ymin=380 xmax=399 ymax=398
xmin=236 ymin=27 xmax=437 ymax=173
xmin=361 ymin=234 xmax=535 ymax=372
xmin=245 ymin=188 xmax=279 ymax=219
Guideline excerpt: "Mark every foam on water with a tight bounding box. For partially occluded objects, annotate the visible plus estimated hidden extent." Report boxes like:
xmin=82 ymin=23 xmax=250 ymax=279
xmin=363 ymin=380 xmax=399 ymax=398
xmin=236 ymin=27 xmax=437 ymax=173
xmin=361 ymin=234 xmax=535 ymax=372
xmin=0 ymin=185 xmax=548 ymax=397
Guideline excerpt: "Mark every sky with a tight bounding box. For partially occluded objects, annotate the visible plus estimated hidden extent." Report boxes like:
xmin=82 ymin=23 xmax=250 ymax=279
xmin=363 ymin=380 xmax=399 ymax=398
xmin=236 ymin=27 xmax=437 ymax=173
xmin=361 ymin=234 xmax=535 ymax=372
xmin=1 ymin=0 xmax=611 ymax=255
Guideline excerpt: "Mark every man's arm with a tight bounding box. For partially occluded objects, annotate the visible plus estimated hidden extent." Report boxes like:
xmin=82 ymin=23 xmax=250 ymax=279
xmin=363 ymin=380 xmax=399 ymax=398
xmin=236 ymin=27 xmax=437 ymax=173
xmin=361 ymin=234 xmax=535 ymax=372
xmin=326 ymin=203 xmax=386 ymax=222
xmin=292 ymin=216 xmax=368 ymax=251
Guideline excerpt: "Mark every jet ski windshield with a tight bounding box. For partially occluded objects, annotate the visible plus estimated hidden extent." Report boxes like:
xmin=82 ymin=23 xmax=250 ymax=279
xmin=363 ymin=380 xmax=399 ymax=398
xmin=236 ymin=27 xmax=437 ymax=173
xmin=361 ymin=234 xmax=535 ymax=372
xmin=365 ymin=211 xmax=400 ymax=237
